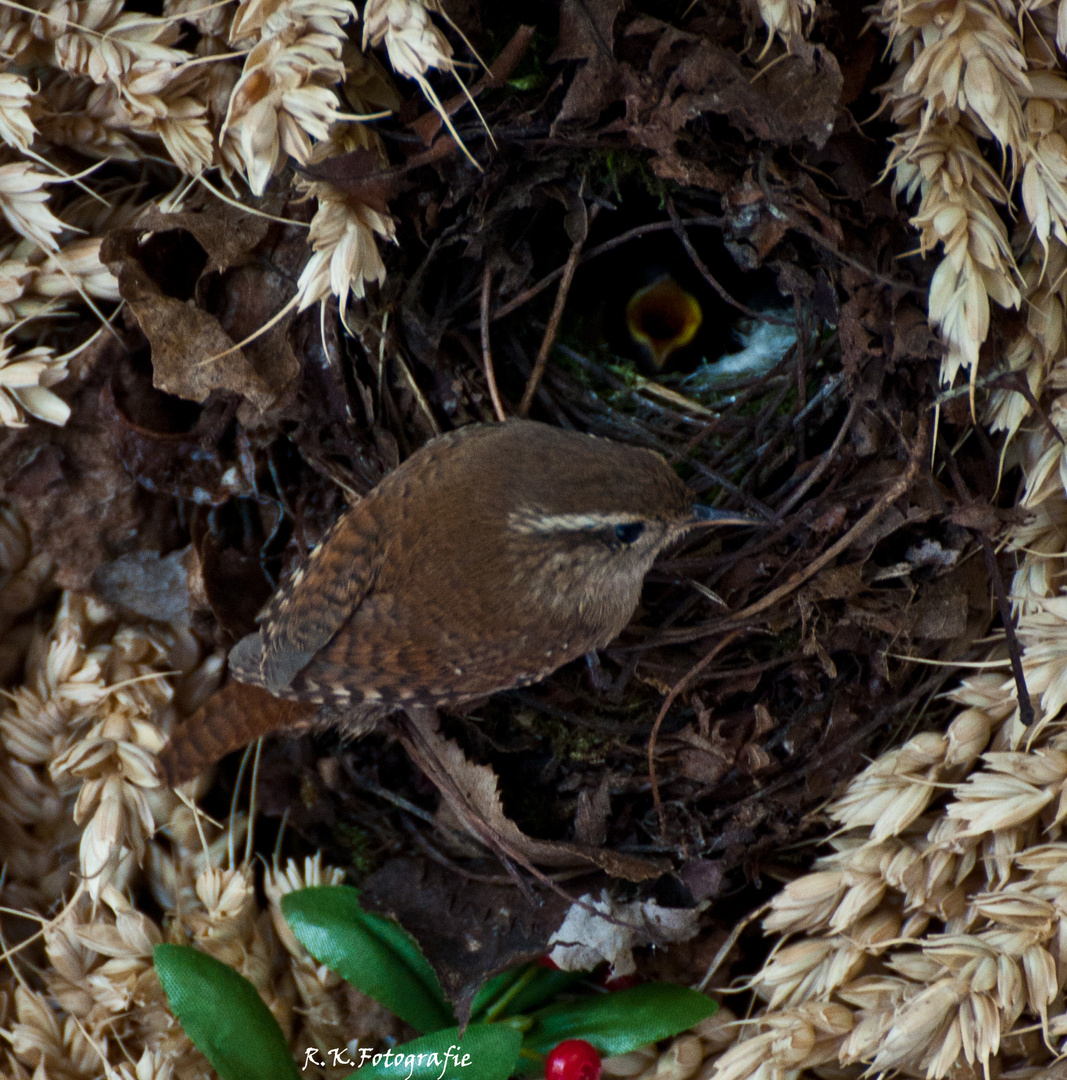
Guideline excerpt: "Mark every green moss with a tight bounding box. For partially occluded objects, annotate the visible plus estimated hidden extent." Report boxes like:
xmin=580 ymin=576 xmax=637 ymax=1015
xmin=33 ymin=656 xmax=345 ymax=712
xmin=510 ymin=709 xmax=613 ymax=764
xmin=332 ymin=823 xmax=375 ymax=877
xmin=475 ymin=19 xmax=553 ymax=95
xmin=589 ymin=149 xmax=669 ymax=206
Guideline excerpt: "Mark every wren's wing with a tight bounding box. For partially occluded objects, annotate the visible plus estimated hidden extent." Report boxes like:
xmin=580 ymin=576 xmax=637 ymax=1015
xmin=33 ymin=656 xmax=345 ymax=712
xmin=282 ymin=591 xmax=582 ymax=707
xmin=236 ymin=504 xmax=386 ymax=695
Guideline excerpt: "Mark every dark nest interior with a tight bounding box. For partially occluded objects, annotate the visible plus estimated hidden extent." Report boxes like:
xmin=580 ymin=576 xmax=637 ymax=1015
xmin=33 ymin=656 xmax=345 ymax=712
xmin=0 ymin=0 xmax=1018 ymax=1003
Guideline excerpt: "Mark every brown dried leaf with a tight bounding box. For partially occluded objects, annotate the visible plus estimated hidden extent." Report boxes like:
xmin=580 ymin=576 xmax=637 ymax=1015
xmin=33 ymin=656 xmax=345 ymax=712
xmin=805 ymin=563 xmax=865 ymax=602
xmin=678 ymin=858 xmax=724 ymax=903
xmin=300 ymin=138 xmax=462 ymax=213
xmin=363 ymin=856 xmax=571 ymax=1021
xmin=101 ymin=228 xmax=298 ymax=411
xmin=396 ymin=707 xmax=666 ymax=882
xmin=907 ymin=588 xmax=968 ymax=640
xmin=670 ymin=723 xmax=736 ymax=786
xmin=299 ymin=148 xmax=408 ymax=213
xmin=99 ymin=381 xmax=256 ymax=505
xmin=135 ymin=203 xmax=271 ymax=275
xmin=550 ymin=0 xmax=624 ymax=127
xmin=0 ymin=340 xmax=162 ymax=590
xmin=846 ymin=504 xmax=906 ymax=553
xmin=631 ymin=28 xmax=841 ymax=151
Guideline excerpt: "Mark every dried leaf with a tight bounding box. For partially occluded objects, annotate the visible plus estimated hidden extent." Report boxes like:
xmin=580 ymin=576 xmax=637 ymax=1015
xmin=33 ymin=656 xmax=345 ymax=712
xmin=99 ymin=381 xmax=257 ymax=506
xmin=92 ymin=548 xmax=193 ymax=624
xmin=363 ymin=857 xmax=571 ymax=1022
xmin=550 ymin=0 xmax=624 ymax=127
xmin=135 ymin=203 xmax=272 ymax=275
xmin=101 ymin=227 xmax=299 ymax=411
xmin=396 ymin=707 xmax=667 ymax=882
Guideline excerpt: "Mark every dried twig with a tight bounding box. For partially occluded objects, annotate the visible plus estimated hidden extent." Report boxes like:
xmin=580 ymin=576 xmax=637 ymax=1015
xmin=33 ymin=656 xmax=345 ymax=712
xmin=518 ymin=203 xmax=595 ymax=415
xmin=648 ymin=631 xmax=742 ymax=838
xmin=775 ymin=396 xmax=859 ymax=516
xmin=479 ymin=263 xmax=508 ymax=421
xmin=488 ymin=216 xmax=724 ymax=323
xmin=722 ymin=419 xmax=929 ymax=627
xmin=666 ymin=196 xmax=792 ymax=324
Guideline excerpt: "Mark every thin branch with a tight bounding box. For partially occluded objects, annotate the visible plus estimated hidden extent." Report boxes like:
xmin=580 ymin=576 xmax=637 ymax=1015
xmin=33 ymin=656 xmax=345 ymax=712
xmin=480 ymin=263 xmax=508 ymax=421
xmin=489 ymin=216 xmax=724 ymax=323
xmin=649 ymin=632 xmax=741 ymax=839
xmin=518 ymin=204 xmax=595 ymax=415
xmin=666 ymin=196 xmax=793 ymax=324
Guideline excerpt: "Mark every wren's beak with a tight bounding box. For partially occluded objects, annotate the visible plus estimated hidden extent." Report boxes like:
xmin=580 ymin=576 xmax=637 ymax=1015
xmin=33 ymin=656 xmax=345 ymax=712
xmin=689 ymin=504 xmax=764 ymax=527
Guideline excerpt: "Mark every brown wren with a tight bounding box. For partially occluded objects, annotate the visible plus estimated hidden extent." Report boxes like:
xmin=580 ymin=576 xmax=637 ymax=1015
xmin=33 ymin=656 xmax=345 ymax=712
xmin=161 ymin=420 xmax=754 ymax=783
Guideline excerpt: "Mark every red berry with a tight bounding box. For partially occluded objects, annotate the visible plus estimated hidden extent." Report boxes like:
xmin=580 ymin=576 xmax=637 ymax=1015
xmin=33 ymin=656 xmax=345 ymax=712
xmin=601 ymin=974 xmax=640 ymax=992
xmin=536 ymin=955 xmax=560 ymax=970
xmin=546 ymin=1040 xmax=601 ymax=1080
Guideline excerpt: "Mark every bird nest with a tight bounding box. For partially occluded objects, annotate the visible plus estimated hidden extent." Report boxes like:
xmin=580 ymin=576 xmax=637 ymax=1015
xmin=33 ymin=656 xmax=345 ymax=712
xmin=0 ymin=0 xmax=1048 ymax=1075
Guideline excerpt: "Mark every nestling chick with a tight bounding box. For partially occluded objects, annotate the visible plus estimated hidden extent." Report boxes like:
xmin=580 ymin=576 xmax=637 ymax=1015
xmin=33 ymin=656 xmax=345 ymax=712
xmin=625 ymin=275 xmax=704 ymax=368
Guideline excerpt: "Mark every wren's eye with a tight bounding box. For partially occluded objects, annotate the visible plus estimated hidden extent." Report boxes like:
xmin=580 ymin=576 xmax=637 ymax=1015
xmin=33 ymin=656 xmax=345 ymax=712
xmin=614 ymin=522 xmax=645 ymax=545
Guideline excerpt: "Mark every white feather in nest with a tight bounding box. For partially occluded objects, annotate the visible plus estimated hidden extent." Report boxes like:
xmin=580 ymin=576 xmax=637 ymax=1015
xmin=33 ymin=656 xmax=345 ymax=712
xmin=682 ymin=311 xmax=799 ymax=391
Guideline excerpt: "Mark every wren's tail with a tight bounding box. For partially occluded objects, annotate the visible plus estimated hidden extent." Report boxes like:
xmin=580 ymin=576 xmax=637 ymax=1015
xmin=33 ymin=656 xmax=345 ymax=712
xmin=159 ymin=681 xmax=318 ymax=786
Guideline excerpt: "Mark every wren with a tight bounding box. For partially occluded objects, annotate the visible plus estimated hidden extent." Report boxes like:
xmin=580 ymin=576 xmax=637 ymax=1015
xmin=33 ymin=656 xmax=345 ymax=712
xmin=161 ymin=420 xmax=754 ymax=783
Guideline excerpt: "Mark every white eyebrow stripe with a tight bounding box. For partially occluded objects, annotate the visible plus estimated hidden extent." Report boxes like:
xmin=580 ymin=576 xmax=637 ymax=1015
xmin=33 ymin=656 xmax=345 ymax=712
xmin=508 ymin=510 xmax=643 ymax=535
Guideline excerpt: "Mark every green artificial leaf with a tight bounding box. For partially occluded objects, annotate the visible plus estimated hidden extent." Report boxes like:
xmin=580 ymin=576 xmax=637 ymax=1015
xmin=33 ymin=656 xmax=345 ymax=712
xmin=523 ymin=984 xmax=717 ymax=1059
xmin=468 ymin=969 xmax=524 ymax=1021
xmin=470 ymin=964 xmax=587 ymax=1023
xmin=154 ymin=944 xmax=300 ymax=1080
xmin=282 ymin=886 xmax=454 ymax=1033
xmin=502 ymin=967 xmax=586 ymax=1018
xmin=340 ymin=1024 xmax=522 ymax=1080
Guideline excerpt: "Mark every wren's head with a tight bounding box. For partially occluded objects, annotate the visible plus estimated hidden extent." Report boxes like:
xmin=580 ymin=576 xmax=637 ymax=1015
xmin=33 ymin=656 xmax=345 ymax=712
xmin=503 ymin=475 xmax=692 ymax=615
xmin=429 ymin=421 xmax=750 ymax=641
